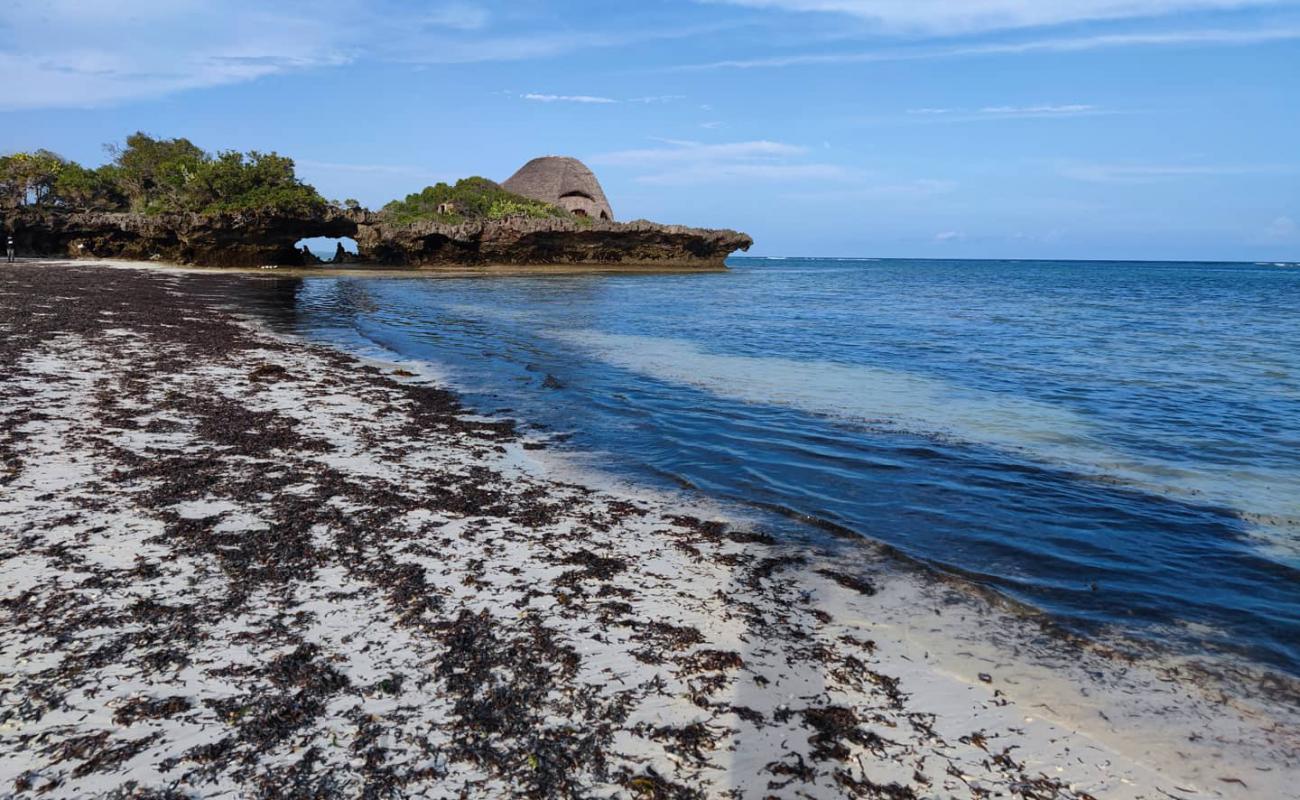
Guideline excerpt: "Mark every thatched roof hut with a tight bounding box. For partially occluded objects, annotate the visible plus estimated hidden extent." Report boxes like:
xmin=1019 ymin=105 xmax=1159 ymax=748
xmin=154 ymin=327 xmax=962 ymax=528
xmin=502 ymin=156 xmax=614 ymax=221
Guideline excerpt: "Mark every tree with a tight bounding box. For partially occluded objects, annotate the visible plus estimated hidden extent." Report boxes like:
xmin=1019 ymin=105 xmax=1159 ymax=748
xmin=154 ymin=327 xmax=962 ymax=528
xmin=107 ymin=132 xmax=207 ymax=212
xmin=191 ymin=151 xmax=325 ymax=214
xmin=0 ymin=150 xmax=66 ymax=207
xmin=3 ymin=133 xmax=328 ymax=216
xmin=53 ymin=163 xmax=126 ymax=210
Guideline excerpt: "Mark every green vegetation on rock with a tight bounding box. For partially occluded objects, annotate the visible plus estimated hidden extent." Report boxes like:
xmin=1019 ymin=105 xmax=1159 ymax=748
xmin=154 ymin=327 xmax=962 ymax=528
xmin=1 ymin=132 xmax=327 ymax=216
xmin=380 ymin=177 xmax=569 ymax=224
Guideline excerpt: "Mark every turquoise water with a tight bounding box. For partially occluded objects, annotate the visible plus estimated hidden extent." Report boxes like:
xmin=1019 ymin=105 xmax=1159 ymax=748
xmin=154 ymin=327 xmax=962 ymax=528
xmin=248 ymin=258 xmax=1300 ymax=675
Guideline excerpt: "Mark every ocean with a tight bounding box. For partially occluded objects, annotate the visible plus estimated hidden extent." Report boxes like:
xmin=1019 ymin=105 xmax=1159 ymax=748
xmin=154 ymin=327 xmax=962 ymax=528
xmin=240 ymin=257 xmax=1300 ymax=676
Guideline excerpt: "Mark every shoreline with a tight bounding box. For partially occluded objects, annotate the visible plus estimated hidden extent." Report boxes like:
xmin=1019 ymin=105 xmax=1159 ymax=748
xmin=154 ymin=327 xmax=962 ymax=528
xmin=24 ymin=255 xmax=732 ymax=279
xmin=1 ymin=259 xmax=1296 ymax=798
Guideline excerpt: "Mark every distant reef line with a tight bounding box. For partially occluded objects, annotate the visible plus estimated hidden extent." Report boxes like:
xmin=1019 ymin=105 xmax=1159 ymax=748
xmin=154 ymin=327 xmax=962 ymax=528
xmin=0 ymin=133 xmax=751 ymax=269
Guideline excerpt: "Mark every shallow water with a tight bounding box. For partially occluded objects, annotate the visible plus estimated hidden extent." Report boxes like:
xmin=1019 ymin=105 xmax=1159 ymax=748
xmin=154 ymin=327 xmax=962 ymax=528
xmin=239 ymin=258 xmax=1300 ymax=675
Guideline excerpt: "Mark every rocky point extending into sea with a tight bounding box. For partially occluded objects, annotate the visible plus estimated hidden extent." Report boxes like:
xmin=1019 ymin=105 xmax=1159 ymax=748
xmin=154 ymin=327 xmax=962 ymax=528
xmin=1 ymin=143 xmax=750 ymax=269
xmin=1 ymin=206 xmax=752 ymax=270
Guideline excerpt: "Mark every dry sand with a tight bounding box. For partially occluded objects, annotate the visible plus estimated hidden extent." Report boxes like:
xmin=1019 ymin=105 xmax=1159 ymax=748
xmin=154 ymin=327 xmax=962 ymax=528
xmin=1 ymin=259 xmax=1296 ymax=798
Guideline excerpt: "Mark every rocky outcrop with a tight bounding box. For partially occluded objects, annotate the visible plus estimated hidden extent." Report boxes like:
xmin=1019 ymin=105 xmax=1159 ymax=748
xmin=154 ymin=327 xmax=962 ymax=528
xmin=332 ymin=242 xmax=358 ymax=264
xmin=1 ymin=207 xmax=751 ymax=269
xmin=1 ymin=207 xmax=358 ymax=268
xmin=354 ymin=216 xmax=751 ymax=268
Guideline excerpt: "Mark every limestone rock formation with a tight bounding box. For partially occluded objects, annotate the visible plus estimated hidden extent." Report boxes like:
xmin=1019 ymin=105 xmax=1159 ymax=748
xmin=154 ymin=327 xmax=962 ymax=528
xmin=1 ymin=207 xmax=356 ymax=268
xmin=2 ymin=207 xmax=751 ymax=269
xmin=354 ymin=215 xmax=751 ymax=268
xmin=332 ymin=242 xmax=356 ymax=264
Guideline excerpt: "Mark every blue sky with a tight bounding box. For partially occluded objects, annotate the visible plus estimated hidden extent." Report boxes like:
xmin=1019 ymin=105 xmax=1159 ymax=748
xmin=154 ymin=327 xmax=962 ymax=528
xmin=1 ymin=0 xmax=1297 ymax=260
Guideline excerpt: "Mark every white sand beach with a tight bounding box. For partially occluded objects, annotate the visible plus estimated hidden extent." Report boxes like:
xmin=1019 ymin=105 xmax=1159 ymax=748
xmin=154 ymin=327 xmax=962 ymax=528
xmin=1 ymin=260 xmax=1296 ymax=798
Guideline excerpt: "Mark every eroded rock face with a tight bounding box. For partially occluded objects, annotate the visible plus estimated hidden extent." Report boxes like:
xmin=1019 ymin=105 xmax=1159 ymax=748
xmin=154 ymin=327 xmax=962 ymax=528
xmin=1 ymin=207 xmax=358 ymax=267
xmin=354 ymin=216 xmax=752 ymax=269
xmin=1 ymin=208 xmax=752 ymax=268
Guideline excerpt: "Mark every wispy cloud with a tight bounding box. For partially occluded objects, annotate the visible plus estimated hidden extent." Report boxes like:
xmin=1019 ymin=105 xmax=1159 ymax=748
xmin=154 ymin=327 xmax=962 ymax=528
xmin=593 ymin=139 xmax=809 ymax=165
xmin=590 ymin=138 xmax=857 ymax=185
xmin=675 ymin=25 xmax=1300 ymax=70
xmin=1059 ymin=161 xmax=1298 ymax=182
xmin=638 ymin=163 xmax=856 ymax=185
xmin=0 ymin=2 xmax=722 ymax=110
xmin=396 ymin=22 xmax=737 ymax=65
xmin=519 ymin=93 xmax=686 ymax=105
xmin=1263 ymin=216 xmax=1297 ymax=240
xmin=980 ymin=104 xmax=1098 ymax=116
xmin=418 ymin=3 xmax=492 ymax=31
xmin=701 ymin=0 xmax=1287 ymax=35
xmin=784 ymin=178 xmax=957 ymax=201
xmin=0 ymin=1 xmax=352 ymax=110
xmin=523 ymin=93 xmax=619 ymax=104
xmin=296 ymin=160 xmax=448 ymax=179
xmin=906 ymin=104 xmax=1105 ymax=120
xmin=630 ymin=95 xmax=688 ymax=104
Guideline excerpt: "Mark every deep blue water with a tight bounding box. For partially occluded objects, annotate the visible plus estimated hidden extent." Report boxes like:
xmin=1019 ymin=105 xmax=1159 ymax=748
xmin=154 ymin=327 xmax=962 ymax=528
xmin=246 ymin=258 xmax=1300 ymax=675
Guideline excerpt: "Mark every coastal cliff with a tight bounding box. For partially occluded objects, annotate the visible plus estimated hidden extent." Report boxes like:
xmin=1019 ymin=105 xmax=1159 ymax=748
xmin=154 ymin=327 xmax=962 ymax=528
xmin=1 ymin=207 xmax=751 ymax=269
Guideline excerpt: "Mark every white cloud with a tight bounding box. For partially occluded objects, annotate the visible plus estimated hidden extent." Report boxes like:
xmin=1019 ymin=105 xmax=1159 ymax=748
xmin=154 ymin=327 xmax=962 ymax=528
xmin=935 ymin=230 xmax=964 ymax=241
xmin=1264 ymin=216 xmax=1297 ymax=239
xmin=784 ymin=178 xmax=957 ymax=201
xmin=703 ymin=0 xmax=1286 ymax=35
xmin=590 ymin=138 xmax=856 ymax=185
xmin=296 ymin=160 xmax=448 ymax=179
xmin=629 ymin=95 xmax=687 ymax=104
xmin=523 ymin=93 xmax=619 ymax=104
xmin=0 ymin=2 xmax=723 ymax=110
xmin=593 ymin=139 xmax=809 ymax=165
xmin=676 ymin=26 xmax=1300 ymax=69
xmin=419 ymin=3 xmax=491 ymax=31
xmin=906 ymin=104 xmax=1104 ymax=119
xmin=980 ymin=104 xmax=1098 ymax=115
xmin=637 ymin=163 xmax=855 ymax=185
xmin=518 ymin=93 xmax=686 ymax=105
xmin=394 ymin=22 xmax=736 ymax=65
xmin=0 ymin=1 xmax=350 ymax=110
xmin=1059 ymin=162 xmax=1295 ymax=182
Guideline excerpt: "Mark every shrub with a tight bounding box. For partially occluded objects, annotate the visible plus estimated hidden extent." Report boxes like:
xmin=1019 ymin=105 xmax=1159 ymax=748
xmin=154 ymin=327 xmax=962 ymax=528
xmin=380 ymin=177 xmax=569 ymax=224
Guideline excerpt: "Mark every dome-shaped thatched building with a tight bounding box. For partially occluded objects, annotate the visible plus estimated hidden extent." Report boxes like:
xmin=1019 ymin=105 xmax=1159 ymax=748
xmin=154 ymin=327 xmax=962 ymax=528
xmin=502 ymin=156 xmax=614 ymax=221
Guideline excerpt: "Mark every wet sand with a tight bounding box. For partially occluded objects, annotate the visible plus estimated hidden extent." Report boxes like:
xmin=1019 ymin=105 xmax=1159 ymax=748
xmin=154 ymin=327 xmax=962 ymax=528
xmin=1 ymin=259 xmax=1296 ymax=798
